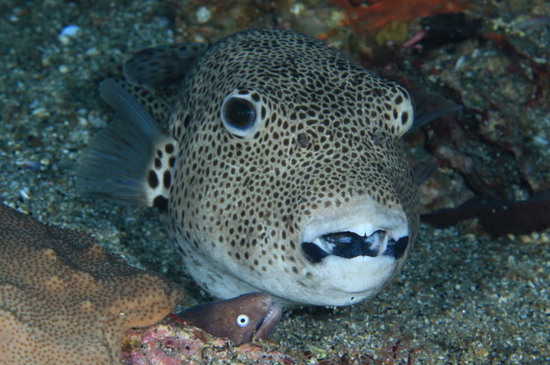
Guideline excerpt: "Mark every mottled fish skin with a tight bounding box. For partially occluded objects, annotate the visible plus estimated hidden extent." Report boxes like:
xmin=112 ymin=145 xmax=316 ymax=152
xmin=123 ymin=42 xmax=210 ymax=90
xmin=78 ymin=28 xmax=418 ymax=307
xmin=171 ymin=293 xmax=282 ymax=345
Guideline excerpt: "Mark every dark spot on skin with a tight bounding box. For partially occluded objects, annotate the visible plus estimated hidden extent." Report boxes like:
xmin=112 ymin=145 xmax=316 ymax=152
xmin=148 ymin=170 xmax=159 ymax=188
xmin=296 ymin=133 xmax=309 ymax=148
xmin=183 ymin=114 xmax=191 ymax=127
xmin=154 ymin=158 xmax=162 ymax=169
xmin=163 ymin=171 xmax=171 ymax=188
xmin=153 ymin=195 xmax=168 ymax=211
xmin=401 ymin=111 xmax=409 ymax=125
xmin=165 ymin=143 xmax=175 ymax=153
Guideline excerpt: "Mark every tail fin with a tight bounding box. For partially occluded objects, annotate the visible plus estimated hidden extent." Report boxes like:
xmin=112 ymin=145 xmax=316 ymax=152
xmin=77 ymin=78 xmax=177 ymax=209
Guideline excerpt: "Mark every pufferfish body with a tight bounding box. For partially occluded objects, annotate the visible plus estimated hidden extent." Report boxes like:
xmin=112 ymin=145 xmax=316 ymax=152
xmin=78 ymin=28 xmax=419 ymax=307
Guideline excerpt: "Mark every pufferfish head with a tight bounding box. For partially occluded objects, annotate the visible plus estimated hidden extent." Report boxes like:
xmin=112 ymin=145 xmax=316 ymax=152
xmin=167 ymin=28 xmax=418 ymax=306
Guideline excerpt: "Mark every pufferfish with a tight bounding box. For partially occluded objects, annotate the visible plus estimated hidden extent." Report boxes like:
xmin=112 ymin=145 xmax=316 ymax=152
xmin=78 ymin=28 xmax=419 ymax=307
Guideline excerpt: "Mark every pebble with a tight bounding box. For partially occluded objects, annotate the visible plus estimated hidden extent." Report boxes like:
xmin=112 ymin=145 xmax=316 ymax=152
xmin=58 ymin=25 xmax=80 ymax=45
xmin=196 ymin=6 xmax=212 ymax=24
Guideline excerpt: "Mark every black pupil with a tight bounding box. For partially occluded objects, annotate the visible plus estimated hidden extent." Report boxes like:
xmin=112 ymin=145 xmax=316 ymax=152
xmin=224 ymin=98 xmax=256 ymax=130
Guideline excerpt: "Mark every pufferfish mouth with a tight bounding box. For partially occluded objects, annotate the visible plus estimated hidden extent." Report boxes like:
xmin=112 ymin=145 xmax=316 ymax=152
xmin=302 ymin=226 xmax=409 ymax=264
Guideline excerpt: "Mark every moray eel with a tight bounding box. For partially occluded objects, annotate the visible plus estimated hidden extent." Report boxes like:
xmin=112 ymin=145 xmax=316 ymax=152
xmin=171 ymin=293 xmax=282 ymax=345
xmin=78 ymin=28 xmax=419 ymax=307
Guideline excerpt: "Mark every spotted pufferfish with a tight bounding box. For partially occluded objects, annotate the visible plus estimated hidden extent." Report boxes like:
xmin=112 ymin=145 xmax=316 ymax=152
xmin=78 ymin=28 xmax=420 ymax=307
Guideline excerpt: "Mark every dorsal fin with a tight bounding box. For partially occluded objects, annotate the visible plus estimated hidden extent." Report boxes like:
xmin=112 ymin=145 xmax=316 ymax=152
xmin=123 ymin=43 xmax=210 ymax=90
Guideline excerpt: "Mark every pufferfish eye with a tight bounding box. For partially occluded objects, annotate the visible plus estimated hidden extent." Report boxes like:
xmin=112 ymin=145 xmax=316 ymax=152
xmin=221 ymin=90 xmax=265 ymax=137
xmin=223 ymin=98 xmax=255 ymax=129
xmin=236 ymin=314 xmax=250 ymax=327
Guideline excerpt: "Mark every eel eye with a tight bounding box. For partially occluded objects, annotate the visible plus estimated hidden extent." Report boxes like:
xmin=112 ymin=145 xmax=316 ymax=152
xmin=221 ymin=90 xmax=265 ymax=138
xmin=236 ymin=314 xmax=250 ymax=327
